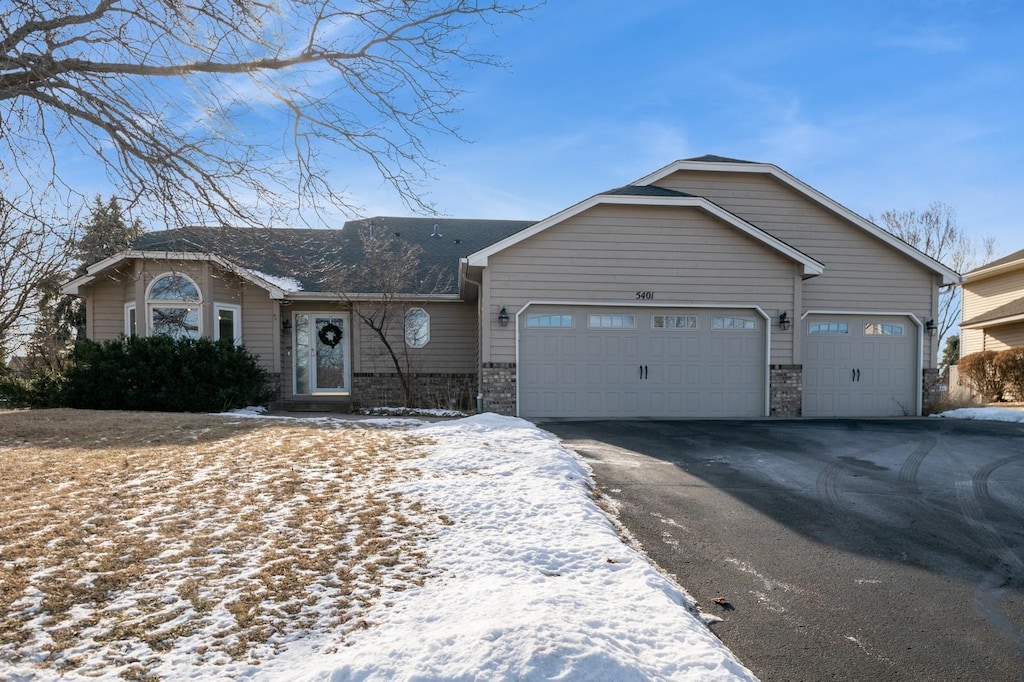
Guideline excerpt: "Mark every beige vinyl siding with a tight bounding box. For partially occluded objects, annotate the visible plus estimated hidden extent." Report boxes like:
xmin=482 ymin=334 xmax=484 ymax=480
xmin=962 ymin=268 xmax=1024 ymax=318
xmin=88 ymin=274 xmax=133 ymax=341
xmin=652 ymin=172 xmax=936 ymax=309
xmin=983 ymin=323 xmax=1024 ymax=352
xmin=960 ymin=267 xmax=1024 ymax=356
xmin=484 ymin=203 xmax=797 ymax=364
xmin=652 ymin=170 xmax=938 ymax=367
xmin=355 ymin=301 xmax=478 ymax=373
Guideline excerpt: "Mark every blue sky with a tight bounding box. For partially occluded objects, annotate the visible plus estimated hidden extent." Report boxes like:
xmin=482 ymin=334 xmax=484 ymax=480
xmin=338 ymin=0 xmax=1024 ymax=260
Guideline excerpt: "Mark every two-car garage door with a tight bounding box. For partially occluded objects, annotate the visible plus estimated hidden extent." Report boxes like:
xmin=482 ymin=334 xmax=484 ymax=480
xmin=519 ymin=305 xmax=766 ymax=419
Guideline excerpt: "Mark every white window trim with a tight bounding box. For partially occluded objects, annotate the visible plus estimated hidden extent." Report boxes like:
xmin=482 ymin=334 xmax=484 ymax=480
xmin=214 ymin=303 xmax=243 ymax=344
xmin=405 ymin=307 xmax=430 ymax=348
xmin=124 ymin=302 xmax=136 ymax=337
xmin=146 ymin=273 xmax=202 ymax=338
xmin=652 ymin=314 xmax=698 ymax=330
xmin=526 ymin=314 xmax=574 ymax=329
xmin=712 ymin=315 xmax=758 ymax=331
xmin=587 ymin=313 xmax=638 ymax=330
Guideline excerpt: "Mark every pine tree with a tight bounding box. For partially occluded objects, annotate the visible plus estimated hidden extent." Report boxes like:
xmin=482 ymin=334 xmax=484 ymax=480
xmin=27 ymin=197 xmax=144 ymax=371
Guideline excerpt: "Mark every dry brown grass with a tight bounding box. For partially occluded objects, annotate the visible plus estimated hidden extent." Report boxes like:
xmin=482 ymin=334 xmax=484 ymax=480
xmin=0 ymin=409 xmax=436 ymax=678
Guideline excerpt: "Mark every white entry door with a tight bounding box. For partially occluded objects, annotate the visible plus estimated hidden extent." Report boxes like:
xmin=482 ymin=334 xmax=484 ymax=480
xmin=294 ymin=313 xmax=350 ymax=395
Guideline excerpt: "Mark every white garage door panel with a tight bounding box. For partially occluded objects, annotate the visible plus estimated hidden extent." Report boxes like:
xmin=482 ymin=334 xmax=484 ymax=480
xmin=519 ymin=306 xmax=765 ymax=419
xmin=802 ymin=315 xmax=917 ymax=417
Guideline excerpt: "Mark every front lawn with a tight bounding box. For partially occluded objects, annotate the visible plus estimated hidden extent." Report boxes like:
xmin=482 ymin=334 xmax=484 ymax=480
xmin=0 ymin=409 xmax=434 ymax=679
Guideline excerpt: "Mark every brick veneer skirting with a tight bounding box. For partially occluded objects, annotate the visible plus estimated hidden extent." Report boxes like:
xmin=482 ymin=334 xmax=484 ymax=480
xmin=921 ymin=367 xmax=942 ymax=415
xmin=352 ymin=372 xmax=477 ymax=412
xmin=481 ymin=362 xmax=516 ymax=415
xmin=769 ymin=364 xmax=802 ymax=417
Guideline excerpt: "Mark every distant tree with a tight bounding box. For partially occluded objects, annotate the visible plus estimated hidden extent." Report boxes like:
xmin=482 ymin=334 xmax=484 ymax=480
xmin=1 ymin=0 xmax=533 ymax=228
xmin=323 ymin=229 xmax=449 ymax=407
xmin=75 ymin=196 xmax=144 ymax=275
xmin=0 ymin=195 xmax=73 ymax=358
xmin=874 ymin=202 xmax=995 ymax=340
xmin=939 ymin=334 xmax=960 ymax=381
xmin=25 ymin=196 xmax=143 ymax=371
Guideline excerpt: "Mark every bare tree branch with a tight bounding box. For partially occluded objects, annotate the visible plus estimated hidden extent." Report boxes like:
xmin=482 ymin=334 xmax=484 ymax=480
xmin=874 ymin=202 xmax=996 ymax=339
xmin=1 ymin=0 xmax=535 ymax=227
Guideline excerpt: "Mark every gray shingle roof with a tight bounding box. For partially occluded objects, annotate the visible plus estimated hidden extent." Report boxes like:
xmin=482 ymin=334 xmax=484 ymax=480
xmin=684 ymin=154 xmax=758 ymax=164
xmin=966 ymin=247 xmax=1024 ymax=274
xmin=962 ymin=296 xmax=1024 ymax=327
xmin=132 ymin=218 xmax=535 ymax=295
xmin=601 ymin=185 xmax=697 ymax=198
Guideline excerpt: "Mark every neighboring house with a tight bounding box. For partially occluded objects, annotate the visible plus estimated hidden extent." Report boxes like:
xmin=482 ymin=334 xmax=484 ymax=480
xmin=62 ymin=155 xmax=959 ymax=418
xmin=960 ymin=248 xmax=1024 ymax=357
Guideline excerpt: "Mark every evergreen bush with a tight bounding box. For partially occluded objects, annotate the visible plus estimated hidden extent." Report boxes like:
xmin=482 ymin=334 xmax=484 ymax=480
xmin=63 ymin=336 xmax=275 ymax=412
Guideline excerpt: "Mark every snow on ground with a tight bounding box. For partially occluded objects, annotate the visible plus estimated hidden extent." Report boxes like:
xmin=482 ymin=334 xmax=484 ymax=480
xmin=932 ymin=406 xmax=1024 ymax=422
xmin=291 ymin=414 xmax=756 ymax=681
xmin=1 ymin=412 xmax=754 ymax=681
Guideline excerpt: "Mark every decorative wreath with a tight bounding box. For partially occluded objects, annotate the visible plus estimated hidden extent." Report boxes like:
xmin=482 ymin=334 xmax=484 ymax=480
xmin=318 ymin=323 xmax=343 ymax=347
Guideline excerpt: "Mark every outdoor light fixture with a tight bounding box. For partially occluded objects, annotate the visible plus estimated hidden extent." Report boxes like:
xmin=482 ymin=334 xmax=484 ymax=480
xmin=498 ymin=306 xmax=510 ymax=327
xmin=778 ymin=311 xmax=790 ymax=331
xmin=282 ymin=317 xmax=292 ymax=332
xmin=925 ymin=319 xmax=937 ymax=336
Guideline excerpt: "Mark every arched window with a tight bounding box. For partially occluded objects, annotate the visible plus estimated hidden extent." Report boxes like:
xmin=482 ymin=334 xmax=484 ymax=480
xmin=147 ymin=274 xmax=201 ymax=339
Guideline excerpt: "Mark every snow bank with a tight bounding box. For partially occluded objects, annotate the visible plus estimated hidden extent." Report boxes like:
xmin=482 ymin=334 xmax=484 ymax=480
xmin=299 ymin=414 xmax=756 ymax=681
xmin=931 ymin=407 xmax=1024 ymax=423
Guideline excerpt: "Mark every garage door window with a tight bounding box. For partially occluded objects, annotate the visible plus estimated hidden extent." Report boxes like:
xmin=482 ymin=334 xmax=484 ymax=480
xmin=809 ymin=322 xmax=849 ymax=335
xmin=653 ymin=314 xmax=698 ymax=330
xmin=713 ymin=315 xmax=757 ymax=331
xmin=864 ymin=322 xmax=904 ymax=336
xmin=588 ymin=314 xmax=636 ymax=329
xmin=527 ymin=314 xmax=573 ymax=328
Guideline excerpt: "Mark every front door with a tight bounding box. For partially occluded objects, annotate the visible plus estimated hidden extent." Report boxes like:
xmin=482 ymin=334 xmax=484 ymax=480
xmin=294 ymin=313 xmax=350 ymax=394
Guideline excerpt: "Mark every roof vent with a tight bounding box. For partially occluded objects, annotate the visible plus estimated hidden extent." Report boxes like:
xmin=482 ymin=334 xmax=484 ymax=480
xmin=453 ymin=238 xmax=462 ymax=244
xmin=431 ymin=224 xmax=443 ymax=238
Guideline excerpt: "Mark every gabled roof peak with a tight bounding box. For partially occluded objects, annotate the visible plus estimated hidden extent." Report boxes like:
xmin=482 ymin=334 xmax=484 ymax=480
xmin=683 ymin=154 xmax=758 ymax=164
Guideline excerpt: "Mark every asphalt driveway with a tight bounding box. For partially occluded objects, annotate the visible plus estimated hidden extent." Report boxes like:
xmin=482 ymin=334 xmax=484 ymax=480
xmin=542 ymin=418 xmax=1024 ymax=681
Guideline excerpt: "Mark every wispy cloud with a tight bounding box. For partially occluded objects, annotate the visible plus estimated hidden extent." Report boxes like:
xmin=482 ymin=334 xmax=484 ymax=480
xmin=883 ymin=25 xmax=967 ymax=53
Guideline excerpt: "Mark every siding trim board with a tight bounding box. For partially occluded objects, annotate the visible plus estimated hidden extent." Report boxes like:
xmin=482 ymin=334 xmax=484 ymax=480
xmin=635 ymin=160 xmax=960 ymax=286
xmin=515 ymin=300 xmax=772 ymax=418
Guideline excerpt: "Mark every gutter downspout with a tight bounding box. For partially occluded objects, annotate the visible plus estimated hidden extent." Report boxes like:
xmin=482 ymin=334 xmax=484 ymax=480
xmin=460 ymin=259 xmax=485 ymax=414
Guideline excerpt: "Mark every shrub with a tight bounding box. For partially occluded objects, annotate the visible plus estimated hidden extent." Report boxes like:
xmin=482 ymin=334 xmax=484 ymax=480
xmin=0 ymin=373 xmax=66 ymax=408
xmin=958 ymin=351 xmax=1003 ymax=402
xmin=993 ymin=347 xmax=1024 ymax=401
xmin=62 ymin=336 xmax=276 ymax=412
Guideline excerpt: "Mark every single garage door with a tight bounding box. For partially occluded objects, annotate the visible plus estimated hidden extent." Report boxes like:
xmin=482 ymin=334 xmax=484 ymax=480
xmin=802 ymin=315 xmax=917 ymax=417
xmin=519 ymin=305 xmax=765 ymax=419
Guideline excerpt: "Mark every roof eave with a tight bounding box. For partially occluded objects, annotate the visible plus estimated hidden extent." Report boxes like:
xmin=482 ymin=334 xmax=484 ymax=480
xmin=962 ymin=312 xmax=1024 ymax=330
xmin=962 ymin=257 xmax=1024 ymax=283
xmin=636 ymin=160 xmax=962 ymax=285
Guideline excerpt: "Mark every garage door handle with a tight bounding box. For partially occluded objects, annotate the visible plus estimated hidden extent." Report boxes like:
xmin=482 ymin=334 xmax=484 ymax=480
xmin=638 ymin=365 xmax=649 ymax=380
xmin=644 ymin=365 xmax=648 ymax=380
xmin=856 ymin=368 xmax=861 ymax=382
xmin=851 ymin=368 xmax=861 ymax=382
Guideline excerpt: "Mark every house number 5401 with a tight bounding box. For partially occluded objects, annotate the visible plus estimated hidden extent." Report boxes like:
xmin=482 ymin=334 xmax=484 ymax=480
xmin=635 ymin=291 xmax=654 ymax=300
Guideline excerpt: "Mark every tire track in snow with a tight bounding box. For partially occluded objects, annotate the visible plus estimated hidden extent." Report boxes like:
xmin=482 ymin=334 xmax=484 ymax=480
xmin=896 ymin=436 xmax=935 ymax=493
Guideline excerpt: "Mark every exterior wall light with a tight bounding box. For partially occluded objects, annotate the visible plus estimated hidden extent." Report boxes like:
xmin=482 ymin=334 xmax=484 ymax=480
xmin=282 ymin=317 xmax=292 ymax=332
xmin=778 ymin=311 xmax=790 ymax=331
xmin=498 ymin=306 xmax=510 ymax=327
xmin=925 ymin=319 xmax=937 ymax=336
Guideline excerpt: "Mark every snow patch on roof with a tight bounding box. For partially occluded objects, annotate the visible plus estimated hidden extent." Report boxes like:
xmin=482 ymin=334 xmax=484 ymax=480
xmin=246 ymin=269 xmax=304 ymax=293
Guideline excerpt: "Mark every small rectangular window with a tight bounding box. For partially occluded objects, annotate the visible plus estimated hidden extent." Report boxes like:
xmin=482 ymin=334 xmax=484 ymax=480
xmin=865 ymin=322 xmax=904 ymax=336
xmin=124 ymin=303 xmax=136 ymax=337
xmin=713 ymin=315 xmax=757 ymax=331
xmin=588 ymin=314 xmax=637 ymax=329
xmin=526 ymin=314 xmax=573 ymax=328
xmin=214 ymin=304 xmax=242 ymax=344
xmin=653 ymin=314 xmax=698 ymax=330
xmin=808 ymin=322 xmax=849 ymax=335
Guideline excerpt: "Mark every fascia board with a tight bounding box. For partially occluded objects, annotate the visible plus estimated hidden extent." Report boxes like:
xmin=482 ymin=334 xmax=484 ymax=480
xmin=637 ymin=160 xmax=962 ymax=285
xmin=283 ymin=291 xmax=462 ymax=302
xmin=962 ymin=258 xmax=1024 ymax=283
xmin=465 ymin=194 xmax=824 ymax=276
